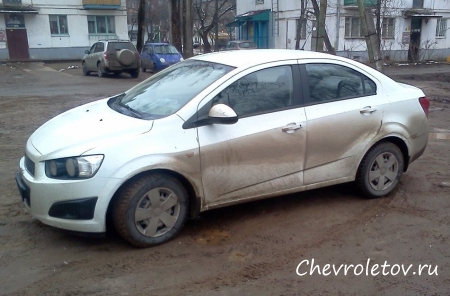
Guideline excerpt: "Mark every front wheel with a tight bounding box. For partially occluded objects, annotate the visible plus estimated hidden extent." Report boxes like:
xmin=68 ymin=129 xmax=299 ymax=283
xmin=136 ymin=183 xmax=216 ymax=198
xmin=112 ymin=174 xmax=189 ymax=247
xmin=82 ymin=61 xmax=90 ymax=76
xmin=356 ymin=142 xmax=404 ymax=198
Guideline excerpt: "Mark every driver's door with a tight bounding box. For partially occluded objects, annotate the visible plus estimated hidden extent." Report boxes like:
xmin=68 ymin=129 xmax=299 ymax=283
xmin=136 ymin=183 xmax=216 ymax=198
xmin=197 ymin=63 xmax=307 ymax=208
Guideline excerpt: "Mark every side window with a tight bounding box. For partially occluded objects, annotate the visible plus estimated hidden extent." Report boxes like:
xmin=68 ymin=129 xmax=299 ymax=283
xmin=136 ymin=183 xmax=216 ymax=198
xmin=142 ymin=46 xmax=148 ymax=54
xmin=148 ymin=46 xmax=153 ymax=54
xmin=94 ymin=43 xmax=104 ymax=53
xmin=89 ymin=44 xmax=96 ymax=54
xmin=212 ymin=65 xmax=294 ymax=117
xmin=305 ymin=63 xmax=377 ymax=104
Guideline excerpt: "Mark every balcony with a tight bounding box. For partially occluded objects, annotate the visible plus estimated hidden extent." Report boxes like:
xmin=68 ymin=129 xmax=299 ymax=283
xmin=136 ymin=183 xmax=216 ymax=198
xmin=82 ymin=0 xmax=121 ymax=10
xmin=344 ymin=0 xmax=377 ymax=7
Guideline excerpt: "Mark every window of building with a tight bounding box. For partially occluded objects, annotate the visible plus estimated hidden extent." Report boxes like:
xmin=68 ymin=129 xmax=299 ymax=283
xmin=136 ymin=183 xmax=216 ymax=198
xmin=382 ymin=18 xmax=395 ymax=39
xmin=345 ymin=17 xmax=364 ymax=38
xmin=212 ymin=66 xmax=294 ymax=118
xmin=49 ymin=15 xmax=68 ymax=35
xmin=88 ymin=16 xmax=115 ymax=34
xmin=436 ymin=18 xmax=447 ymax=38
xmin=305 ymin=63 xmax=376 ymax=104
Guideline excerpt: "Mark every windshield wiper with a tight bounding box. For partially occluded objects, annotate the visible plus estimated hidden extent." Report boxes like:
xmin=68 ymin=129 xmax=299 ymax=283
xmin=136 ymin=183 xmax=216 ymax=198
xmin=118 ymin=102 xmax=143 ymax=119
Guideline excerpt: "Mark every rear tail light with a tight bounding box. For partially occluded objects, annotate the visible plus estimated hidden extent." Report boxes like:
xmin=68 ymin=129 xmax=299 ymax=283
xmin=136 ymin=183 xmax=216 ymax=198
xmin=419 ymin=97 xmax=430 ymax=118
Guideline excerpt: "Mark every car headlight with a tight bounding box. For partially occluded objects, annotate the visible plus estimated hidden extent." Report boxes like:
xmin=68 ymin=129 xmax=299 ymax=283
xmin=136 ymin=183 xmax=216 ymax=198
xmin=180 ymin=57 xmax=184 ymax=61
xmin=45 ymin=155 xmax=104 ymax=179
xmin=160 ymin=58 xmax=166 ymax=63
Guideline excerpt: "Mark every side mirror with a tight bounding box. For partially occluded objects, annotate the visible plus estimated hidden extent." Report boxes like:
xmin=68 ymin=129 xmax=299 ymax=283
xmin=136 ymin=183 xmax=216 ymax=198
xmin=84 ymin=50 xmax=90 ymax=54
xmin=208 ymin=104 xmax=238 ymax=125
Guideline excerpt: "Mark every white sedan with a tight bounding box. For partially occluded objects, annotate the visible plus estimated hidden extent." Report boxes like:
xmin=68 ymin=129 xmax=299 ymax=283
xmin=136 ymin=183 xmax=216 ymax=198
xmin=16 ymin=49 xmax=430 ymax=247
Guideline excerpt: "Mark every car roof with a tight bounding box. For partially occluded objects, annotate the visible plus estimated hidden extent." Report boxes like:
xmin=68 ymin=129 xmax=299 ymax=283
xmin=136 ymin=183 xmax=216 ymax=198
xmin=191 ymin=49 xmax=349 ymax=68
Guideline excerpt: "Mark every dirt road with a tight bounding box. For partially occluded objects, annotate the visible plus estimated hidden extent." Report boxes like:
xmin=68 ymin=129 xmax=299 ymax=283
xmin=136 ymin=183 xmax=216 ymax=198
xmin=0 ymin=61 xmax=449 ymax=295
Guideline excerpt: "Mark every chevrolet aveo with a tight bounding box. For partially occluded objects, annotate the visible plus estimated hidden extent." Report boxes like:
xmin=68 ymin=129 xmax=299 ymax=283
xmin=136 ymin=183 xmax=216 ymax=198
xmin=16 ymin=50 xmax=430 ymax=247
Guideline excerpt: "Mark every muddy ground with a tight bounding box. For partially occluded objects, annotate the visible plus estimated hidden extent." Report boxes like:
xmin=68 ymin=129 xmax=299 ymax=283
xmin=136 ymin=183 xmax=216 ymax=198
xmin=0 ymin=61 xmax=449 ymax=295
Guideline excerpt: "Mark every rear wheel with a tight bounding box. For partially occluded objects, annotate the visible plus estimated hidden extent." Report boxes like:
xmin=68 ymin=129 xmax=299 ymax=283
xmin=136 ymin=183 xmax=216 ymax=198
xmin=97 ymin=63 xmax=106 ymax=77
xmin=356 ymin=142 xmax=404 ymax=198
xmin=141 ymin=61 xmax=146 ymax=73
xmin=130 ymin=69 xmax=139 ymax=78
xmin=112 ymin=174 xmax=189 ymax=247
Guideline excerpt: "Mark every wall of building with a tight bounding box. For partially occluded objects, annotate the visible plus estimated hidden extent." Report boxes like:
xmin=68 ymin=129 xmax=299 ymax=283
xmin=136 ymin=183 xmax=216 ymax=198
xmin=235 ymin=0 xmax=450 ymax=62
xmin=0 ymin=0 xmax=128 ymax=60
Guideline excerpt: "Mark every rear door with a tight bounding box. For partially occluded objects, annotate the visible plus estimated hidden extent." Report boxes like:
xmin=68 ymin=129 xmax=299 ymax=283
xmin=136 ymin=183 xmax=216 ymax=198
xmin=196 ymin=62 xmax=307 ymax=208
xmin=301 ymin=61 xmax=383 ymax=185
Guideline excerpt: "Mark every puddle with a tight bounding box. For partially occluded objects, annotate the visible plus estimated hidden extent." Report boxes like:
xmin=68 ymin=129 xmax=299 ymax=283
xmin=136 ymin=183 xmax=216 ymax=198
xmin=429 ymin=133 xmax=450 ymax=140
xmin=194 ymin=228 xmax=230 ymax=245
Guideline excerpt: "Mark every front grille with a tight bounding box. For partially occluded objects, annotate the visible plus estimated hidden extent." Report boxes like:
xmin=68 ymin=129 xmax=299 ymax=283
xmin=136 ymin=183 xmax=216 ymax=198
xmin=25 ymin=154 xmax=35 ymax=177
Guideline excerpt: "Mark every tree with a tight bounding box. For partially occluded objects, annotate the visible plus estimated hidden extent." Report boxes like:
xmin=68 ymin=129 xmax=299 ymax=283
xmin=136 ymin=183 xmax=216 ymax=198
xmin=193 ymin=0 xmax=235 ymax=53
xmin=136 ymin=0 xmax=146 ymax=52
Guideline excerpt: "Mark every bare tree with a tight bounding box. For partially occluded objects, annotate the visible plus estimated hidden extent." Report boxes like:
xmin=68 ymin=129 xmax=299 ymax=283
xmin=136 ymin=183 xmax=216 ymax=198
xmin=136 ymin=0 xmax=146 ymax=52
xmin=193 ymin=0 xmax=235 ymax=53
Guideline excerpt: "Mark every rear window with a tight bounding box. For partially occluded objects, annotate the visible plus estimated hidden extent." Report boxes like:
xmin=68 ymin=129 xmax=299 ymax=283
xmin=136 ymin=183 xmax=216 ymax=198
xmin=108 ymin=42 xmax=136 ymax=51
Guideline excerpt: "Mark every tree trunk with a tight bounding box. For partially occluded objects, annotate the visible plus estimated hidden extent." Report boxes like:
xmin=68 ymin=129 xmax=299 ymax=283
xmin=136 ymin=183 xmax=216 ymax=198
xmin=184 ymin=0 xmax=194 ymax=58
xmin=311 ymin=0 xmax=335 ymax=54
xmin=136 ymin=0 xmax=146 ymax=52
xmin=170 ymin=0 xmax=182 ymax=52
xmin=201 ymin=31 xmax=212 ymax=53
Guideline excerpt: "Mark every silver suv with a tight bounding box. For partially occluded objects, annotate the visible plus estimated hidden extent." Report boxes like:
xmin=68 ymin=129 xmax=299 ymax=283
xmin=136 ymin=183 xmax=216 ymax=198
xmin=82 ymin=40 xmax=140 ymax=78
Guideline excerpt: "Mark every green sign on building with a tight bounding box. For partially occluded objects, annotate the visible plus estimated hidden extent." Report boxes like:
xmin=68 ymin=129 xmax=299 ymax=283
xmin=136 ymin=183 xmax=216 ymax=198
xmin=344 ymin=0 xmax=378 ymax=6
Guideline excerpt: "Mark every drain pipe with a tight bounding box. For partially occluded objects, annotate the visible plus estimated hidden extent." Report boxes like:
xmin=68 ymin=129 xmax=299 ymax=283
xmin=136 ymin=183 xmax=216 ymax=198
xmin=335 ymin=0 xmax=340 ymax=52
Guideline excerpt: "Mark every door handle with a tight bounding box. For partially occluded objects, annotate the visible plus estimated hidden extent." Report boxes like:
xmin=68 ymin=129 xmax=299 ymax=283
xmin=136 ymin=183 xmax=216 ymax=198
xmin=282 ymin=123 xmax=302 ymax=133
xmin=360 ymin=106 xmax=377 ymax=115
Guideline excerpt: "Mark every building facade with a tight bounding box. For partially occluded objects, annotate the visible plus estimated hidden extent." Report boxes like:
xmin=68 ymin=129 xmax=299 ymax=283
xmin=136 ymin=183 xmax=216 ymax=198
xmin=232 ymin=0 xmax=450 ymax=62
xmin=0 ymin=0 xmax=128 ymax=60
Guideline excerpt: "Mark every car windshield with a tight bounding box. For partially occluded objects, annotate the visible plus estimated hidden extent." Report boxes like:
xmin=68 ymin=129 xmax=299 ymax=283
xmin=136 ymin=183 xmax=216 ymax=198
xmin=154 ymin=45 xmax=179 ymax=54
xmin=111 ymin=60 xmax=234 ymax=119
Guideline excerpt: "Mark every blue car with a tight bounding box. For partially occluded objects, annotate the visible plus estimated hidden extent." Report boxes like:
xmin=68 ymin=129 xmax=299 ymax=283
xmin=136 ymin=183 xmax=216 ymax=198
xmin=140 ymin=43 xmax=184 ymax=72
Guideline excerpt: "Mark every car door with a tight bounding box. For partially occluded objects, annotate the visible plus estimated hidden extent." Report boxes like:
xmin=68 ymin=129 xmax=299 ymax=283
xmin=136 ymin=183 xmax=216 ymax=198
xmin=196 ymin=63 xmax=307 ymax=208
xmin=301 ymin=61 xmax=383 ymax=185
xmin=85 ymin=43 xmax=97 ymax=70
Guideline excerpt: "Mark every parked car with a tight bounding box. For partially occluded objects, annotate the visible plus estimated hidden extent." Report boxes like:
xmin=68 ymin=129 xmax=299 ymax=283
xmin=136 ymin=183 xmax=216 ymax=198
xmin=82 ymin=39 xmax=140 ymax=78
xmin=16 ymin=50 xmax=429 ymax=248
xmin=223 ymin=40 xmax=257 ymax=50
xmin=140 ymin=42 xmax=184 ymax=73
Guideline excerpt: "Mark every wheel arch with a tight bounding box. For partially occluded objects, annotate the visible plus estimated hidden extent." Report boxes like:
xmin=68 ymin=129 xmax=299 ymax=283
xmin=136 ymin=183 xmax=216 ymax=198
xmin=357 ymin=136 xmax=410 ymax=176
xmin=106 ymin=168 xmax=201 ymax=232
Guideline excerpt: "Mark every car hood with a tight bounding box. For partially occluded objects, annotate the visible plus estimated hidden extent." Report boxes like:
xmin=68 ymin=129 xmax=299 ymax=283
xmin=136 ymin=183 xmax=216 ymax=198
xmin=30 ymin=98 xmax=153 ymax=158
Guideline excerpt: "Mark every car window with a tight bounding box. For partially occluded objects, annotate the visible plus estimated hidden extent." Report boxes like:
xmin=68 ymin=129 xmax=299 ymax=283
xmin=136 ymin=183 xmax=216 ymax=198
xmin=141 ymin=46 xmax=148 ymax=54
xmin=148 ymin=46 xmax=153 ymax=54
xmin=94 ymin=43 xmax=104 ymax=53
xmin=108 ymin=42 xmax=136 ymax=51
xmin=212 ymin=65 xmax=294 ymax=118
xmin=89 ymin=44 xmax=96 ymax=54
xmin=115 ymin=60 xmax=234 ymax=119
xmin=154 ymin=45 xmax=179 ymax=54
xmin=305 ymin=63 xmax=377 ymax=104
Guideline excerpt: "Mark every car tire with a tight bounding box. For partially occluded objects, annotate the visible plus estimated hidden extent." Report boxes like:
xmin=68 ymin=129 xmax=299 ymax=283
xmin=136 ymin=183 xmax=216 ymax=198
xmin=82 ymin=61 xmax=90 ymax=76
xmin=112 ymin=173 xmax=189 ymax=248
xmin=117 ymin=49 xmax=135 ymax=66
xmin=356 ymin=142 xmax=404 ymax=199
xmin=130 ymin=69 xmax=139 ymax=78
xmin=97 ymin=63 xmax=106 ymax=78
xmin=141 ymin=62 xmax=146 ymax=73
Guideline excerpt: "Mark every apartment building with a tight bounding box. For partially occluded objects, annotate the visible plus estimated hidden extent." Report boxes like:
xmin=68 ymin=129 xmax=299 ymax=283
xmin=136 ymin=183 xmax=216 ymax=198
xmin=231 ymin=0 xmax=450 ymax=61
xmin=0 ymin=0 xmax=128 ymax=60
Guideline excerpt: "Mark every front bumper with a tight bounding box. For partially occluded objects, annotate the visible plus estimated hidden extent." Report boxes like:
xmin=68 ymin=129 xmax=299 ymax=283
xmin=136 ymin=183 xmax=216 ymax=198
xmin=16 ymin=156 xmax=116 ymax=233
